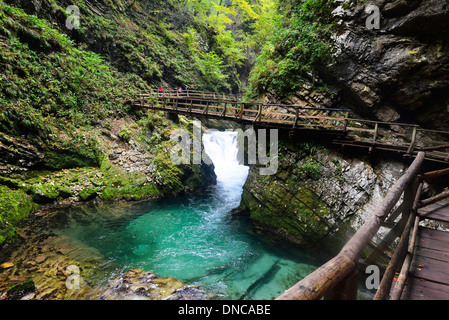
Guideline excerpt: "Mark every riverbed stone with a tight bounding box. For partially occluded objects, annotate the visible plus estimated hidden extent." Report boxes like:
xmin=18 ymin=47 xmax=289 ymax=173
xmin=35 ymin=255 xmax=47 ymax=264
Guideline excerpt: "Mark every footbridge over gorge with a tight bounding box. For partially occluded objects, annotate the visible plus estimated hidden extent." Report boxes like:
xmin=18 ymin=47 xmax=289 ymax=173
xmin=133 ymin=90 xmax=449 ymax=300
xmin=132 ymin=89 xmax=449 ymax=164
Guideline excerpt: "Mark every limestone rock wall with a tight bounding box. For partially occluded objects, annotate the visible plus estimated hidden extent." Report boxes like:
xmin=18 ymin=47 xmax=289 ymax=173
xmin=237 ymin=141 xmax=406 ymax=253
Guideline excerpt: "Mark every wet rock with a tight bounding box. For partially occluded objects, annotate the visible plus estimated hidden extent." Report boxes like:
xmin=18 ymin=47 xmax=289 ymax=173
xmin=0 ymin=262 xmax=14 ymax=270
xmin=98 ymin=268 xmax=210 ymax=300
xmin=6 ymin=279 xmax=36 ymax=300
xmin=35 ymin=255 xmax=47 ymax=264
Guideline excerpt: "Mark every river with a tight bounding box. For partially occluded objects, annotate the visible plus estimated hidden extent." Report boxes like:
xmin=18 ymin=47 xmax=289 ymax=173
xmin=11 ymin=130 xmax=322 ymax=300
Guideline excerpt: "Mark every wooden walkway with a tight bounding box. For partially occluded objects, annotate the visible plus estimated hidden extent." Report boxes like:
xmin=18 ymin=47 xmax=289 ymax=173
xmin=133 ymin=89 xmax=449 ymax=164
xmin=401 ymin=198 xmax=449 ymax=300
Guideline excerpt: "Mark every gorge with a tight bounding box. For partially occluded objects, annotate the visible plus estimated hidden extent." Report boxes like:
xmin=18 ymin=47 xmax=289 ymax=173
xmin=1 ymin=0 xmax=449 ymax=301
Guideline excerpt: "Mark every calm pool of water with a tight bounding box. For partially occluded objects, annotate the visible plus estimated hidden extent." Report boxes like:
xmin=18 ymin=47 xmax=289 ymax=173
xmin=48 ymin=131 xmax=322 ymax=299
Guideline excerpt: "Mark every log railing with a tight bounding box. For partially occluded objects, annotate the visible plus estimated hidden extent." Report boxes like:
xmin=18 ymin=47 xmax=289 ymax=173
xmin=276 ymin=152 xmax=427 ymax=300
xmin=141 ymin=89 xmax=241 ymax=101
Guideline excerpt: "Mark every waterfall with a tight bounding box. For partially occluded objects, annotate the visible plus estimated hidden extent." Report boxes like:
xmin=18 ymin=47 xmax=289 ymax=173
xmin=202 ymin=130 xmax=249 ymax=186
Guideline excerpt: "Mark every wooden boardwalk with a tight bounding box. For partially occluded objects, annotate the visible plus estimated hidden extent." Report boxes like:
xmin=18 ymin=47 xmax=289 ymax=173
xmin=401 ymin=198 xmax=449 ymax=300
xmin=133 ymin=89 xmax=449 ymax=164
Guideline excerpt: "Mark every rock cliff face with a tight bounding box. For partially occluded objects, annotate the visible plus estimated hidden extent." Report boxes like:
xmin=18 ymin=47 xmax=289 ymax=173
xmin=263 ymin=0 xmax=449 ymax=130
xmin=326 ymin=0 xmax=449 ymax=129
xmin=237 ymin=138 xmax=406 ymax=253
xmin=239 ymin=0 xmax=449 ymax=252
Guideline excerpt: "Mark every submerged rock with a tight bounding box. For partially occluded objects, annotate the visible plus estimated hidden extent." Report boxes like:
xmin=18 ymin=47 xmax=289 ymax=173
xmin=6 ymin=279 xmax=36 ymax=300
xmin=97 ymin=268 xmax=211 ymax=300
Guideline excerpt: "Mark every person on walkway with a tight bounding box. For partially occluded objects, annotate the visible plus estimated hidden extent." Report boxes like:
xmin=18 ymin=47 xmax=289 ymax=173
xmin=178 ymin=87 xmax=182 ymax=95
xmin=158 ymin=86 xmax=163 ymax=97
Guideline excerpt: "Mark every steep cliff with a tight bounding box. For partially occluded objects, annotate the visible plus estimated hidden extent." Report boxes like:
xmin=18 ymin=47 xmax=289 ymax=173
xmin=239 ymin=0 xmax=449 ymax=251
xmin=251 ymin=0 xmax=449 ymax=129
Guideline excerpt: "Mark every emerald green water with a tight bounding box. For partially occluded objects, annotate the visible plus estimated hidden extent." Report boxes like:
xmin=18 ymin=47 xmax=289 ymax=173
xmin=50 ymin=131 xmax=322 ymax=299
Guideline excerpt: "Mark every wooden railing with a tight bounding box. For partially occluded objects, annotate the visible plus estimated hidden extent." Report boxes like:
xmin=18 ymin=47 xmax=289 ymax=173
xmin=141 ymin=89 xmax=241 ymax=101
xmin=133 ymin=91 xmax=449 ymax=163
xmin=381 ymin=166 xmax=449 ymax=300
xmin=276 ymin=151 xmax=449 ymax=300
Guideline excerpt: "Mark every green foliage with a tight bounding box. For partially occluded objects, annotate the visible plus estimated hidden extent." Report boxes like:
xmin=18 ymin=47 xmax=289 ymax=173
xmin=301 ymin=159 xmax=322 ymax=179
xmin=0 ymin=3 xmax=147 ymax=138
xmin=118 ymin=127 xmax=132 ymax=142
xmin=247 ymin=0 xmax=337 ymax=98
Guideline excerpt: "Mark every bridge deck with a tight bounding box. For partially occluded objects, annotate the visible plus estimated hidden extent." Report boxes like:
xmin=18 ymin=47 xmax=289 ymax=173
xmin=401 ymin=199 xmax=449 ymax=300
xmin=133 ymin=90 xmax=449 ymax=164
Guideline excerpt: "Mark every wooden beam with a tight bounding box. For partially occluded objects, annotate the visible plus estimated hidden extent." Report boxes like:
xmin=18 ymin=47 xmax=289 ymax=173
xmin=420 ymin=167 xmax=449 ymax=181
xmin=406 ymin=127 xmax=418 ymax=155
xmin=419 ymin=189 xmax=449 ymax=208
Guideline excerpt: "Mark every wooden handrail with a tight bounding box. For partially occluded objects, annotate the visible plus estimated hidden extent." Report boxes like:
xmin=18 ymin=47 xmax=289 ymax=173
xmin=133 ymin=90 xmax=449 ymax=163
xmin=276 ymin=152 xmax=426 ymax=300
xmin=373 ymin=177 xmax=421 ymax=300
xmin=418 ymin=189 xmax=449 ymax=208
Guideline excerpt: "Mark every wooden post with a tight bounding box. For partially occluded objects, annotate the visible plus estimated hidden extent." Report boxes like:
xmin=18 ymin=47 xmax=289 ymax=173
xmin=407 ymin=127 xmax=418 ymax=155
xmin=293 ymin=108 xmax=299 ymax=129
xmin=343 ymin=112 xmax=350 ymax=132
xmin=369 ymin=123 xmax=379 ymax=153
xmin=324 ymin=270 xmax=360 ymax=300
xmin=221 ymin=102 xmax=227 ymax=117
xmin=254 ymin=104 xmax=263 ymax=123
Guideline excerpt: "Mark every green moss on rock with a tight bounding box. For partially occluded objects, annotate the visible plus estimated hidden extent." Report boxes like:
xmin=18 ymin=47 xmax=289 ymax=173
xmin=6 ymin=279 xmax=36 ymax=299
xmin=0 ymin=185 xmax=39 ymax=246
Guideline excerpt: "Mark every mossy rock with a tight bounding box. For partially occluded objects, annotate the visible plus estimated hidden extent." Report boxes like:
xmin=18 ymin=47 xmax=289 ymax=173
xmin=0 ymin=185 xmax=39 ymax=225
xmin=6 ymin=279 xmax=36 ymax=299
xmin=42 ymin=149 xmax=98 ymax=171
xmin=0 ymin=220 xmax=18 ymax=247
xmin=0 ymin=185 xmax=39 ymax=247
xmin=78 ymin=186 xmax=99 ymax=201
xmin=28 ymin=184 xmax=60 ymax=203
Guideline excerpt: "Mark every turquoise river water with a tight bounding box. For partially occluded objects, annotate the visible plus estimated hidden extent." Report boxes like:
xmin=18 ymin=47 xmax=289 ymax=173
xmin=49 ymin=131 xmax=323 ymax=300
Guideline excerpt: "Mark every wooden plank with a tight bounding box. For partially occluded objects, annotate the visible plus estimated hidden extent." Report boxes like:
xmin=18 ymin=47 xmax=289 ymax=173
xmin=417 ymin=238 xmax=449 ymax=254
xmin=418 ymin=200 xmax=449 ymax=222
xmin=401 ymin=279 xmax=449 ymax=300
xmin=415 ymin=246 xmax=449 ymax=262
xmin=418 ymin=227 xmax=449 ymax=243
xmin=409 ymin=255 xmax=449 ymax=285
